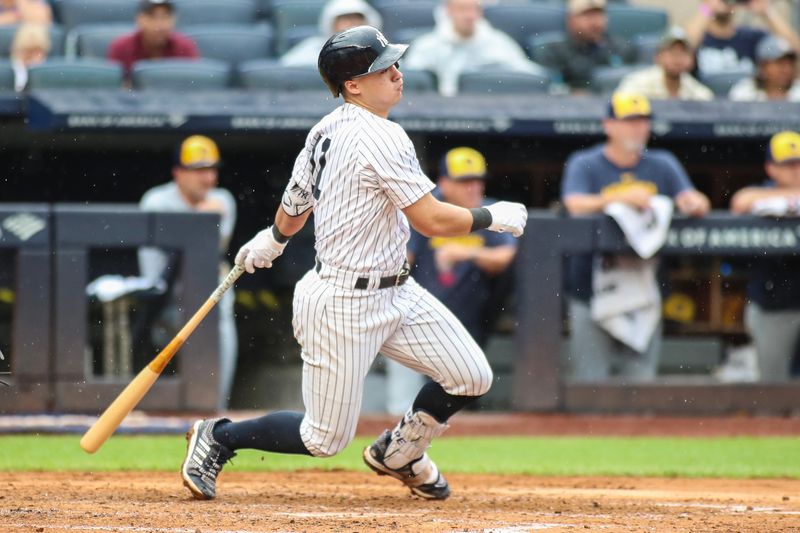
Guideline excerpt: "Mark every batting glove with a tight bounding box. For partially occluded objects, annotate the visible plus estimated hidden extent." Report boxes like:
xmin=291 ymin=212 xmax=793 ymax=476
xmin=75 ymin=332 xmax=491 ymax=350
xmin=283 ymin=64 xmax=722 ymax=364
xmin=486 ymin=201 xmax=528 ymax=238
xmin=235 ymin=226 xmax=288 ymax=274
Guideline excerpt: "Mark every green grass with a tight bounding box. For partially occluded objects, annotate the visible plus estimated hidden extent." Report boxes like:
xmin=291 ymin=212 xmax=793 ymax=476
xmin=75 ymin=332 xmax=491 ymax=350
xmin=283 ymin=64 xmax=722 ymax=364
xmin=2 ymin=435 xmax=799 ymax=478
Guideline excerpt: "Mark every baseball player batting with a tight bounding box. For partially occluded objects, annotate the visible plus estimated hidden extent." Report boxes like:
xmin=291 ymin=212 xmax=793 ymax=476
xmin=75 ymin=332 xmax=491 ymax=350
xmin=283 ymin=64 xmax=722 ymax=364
xmin=180 ymin=25 xmax=527 ymax=501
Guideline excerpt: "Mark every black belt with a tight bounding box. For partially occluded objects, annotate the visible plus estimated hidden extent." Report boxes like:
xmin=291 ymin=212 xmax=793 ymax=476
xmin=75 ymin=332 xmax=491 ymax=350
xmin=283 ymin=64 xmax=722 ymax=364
xmin=315 ymin=260 xmax=409 ymax=289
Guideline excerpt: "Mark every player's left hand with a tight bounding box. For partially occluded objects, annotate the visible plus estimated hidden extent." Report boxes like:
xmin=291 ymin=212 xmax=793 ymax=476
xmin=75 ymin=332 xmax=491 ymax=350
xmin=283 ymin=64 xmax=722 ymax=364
xmin=235 ymin=226 xmax=288 ymax=274
xmin=486 ymin=201 xmax=528 ymax=237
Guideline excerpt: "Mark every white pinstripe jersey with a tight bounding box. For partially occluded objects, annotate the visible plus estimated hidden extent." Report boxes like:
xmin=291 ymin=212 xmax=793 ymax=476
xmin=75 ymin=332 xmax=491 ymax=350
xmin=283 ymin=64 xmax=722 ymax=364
xmin=281 ymin=103 xmax=434 ymax=275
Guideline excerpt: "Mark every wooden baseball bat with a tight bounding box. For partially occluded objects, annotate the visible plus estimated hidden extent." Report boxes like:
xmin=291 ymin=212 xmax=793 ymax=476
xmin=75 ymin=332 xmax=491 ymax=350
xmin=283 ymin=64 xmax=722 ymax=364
xmin=80 ymin=264 xmax=245 ymax=454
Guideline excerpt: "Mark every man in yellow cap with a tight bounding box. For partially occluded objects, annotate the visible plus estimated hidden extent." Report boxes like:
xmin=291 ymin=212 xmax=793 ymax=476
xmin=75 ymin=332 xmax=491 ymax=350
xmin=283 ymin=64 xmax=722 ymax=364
xmin=730 ymin=131 xmax=800 ymax=382
xmin=380 ymin=147 xmax=518 ymax=414
xmin=561 ymin=92 xmax=709 ymax=382
xmin=138 ymin=135 xmax=238 ymax=409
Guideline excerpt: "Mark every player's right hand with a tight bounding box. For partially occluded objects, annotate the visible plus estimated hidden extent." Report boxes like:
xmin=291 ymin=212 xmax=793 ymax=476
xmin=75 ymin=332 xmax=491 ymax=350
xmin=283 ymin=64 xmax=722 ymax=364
xmin=235 ymin=226 xmax=288 ymax=274
xmin=486 ymin=201 xmax=527 ymax=238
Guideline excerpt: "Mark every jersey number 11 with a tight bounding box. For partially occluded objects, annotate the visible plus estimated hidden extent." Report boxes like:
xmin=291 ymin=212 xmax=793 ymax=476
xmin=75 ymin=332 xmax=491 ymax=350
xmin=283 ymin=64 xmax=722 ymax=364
xmin=310 ymin=137 xmax=332 ymax=200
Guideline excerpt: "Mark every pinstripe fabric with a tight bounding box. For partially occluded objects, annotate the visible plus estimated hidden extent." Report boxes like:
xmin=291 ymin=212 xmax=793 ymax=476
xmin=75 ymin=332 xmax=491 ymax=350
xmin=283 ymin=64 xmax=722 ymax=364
xmin=294 ymin=271 xmax=491 ymax=457
xmin=282 ymin=103 xmax=434 ymax=275
xmin=286 ymin=103 xmax=491 ymax=458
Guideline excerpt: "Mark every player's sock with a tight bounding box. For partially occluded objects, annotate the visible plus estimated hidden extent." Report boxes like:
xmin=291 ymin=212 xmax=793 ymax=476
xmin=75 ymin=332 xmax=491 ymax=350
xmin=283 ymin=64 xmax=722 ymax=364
xmin=412 ymin=381 xmax=479 ymax=423
xmin=212 ymin=411 xmax=312 ymax=455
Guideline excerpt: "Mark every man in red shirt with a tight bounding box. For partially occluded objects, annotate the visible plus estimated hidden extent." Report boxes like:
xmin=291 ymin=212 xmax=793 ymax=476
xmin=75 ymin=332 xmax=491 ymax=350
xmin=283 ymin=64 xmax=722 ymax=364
xmin=107 ymin=0 xmax=198 ymax=80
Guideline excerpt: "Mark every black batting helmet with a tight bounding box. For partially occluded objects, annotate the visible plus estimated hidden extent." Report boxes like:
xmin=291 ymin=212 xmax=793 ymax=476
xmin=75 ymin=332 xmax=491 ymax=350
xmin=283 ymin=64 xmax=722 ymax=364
xmin=318 ymin=25 xmax=408 ymax=98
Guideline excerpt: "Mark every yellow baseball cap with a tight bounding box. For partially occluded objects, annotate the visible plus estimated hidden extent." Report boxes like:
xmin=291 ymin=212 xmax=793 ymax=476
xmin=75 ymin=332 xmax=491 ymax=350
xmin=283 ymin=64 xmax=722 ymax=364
xmin=607 ymin=91 xmax=652 ymax=120
xmin=176 ymin=135 xmax=220 ymax=169
xmin=440 ymin=147 xmax=487 ymax=180
xmin=767 ymin=131 xmax=800 ymax=164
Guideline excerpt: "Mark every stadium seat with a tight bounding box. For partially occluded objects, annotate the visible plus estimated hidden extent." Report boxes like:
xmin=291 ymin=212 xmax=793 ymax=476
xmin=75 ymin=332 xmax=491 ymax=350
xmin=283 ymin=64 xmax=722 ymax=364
xmin=700 ymin=67 xmax=754 ymax=98
xmin=283 ymin=26 xmax=319 ymax=53
xmin=0 ymin=24 xmax=65 ymax=58
xmin=237 ymin=60 xmax=325 ymax=91
xmin=271 ymin=0 xmax=326 ymax=55
xmin=458 ymin=69 xmax=551 ymax=95
xmin=27 ymin=58 xmax=123 ymax=89
xmin=590 ymin=64 xmax=648 ymax=95
xmin=392 ymin=27 xmax=431 ymax=45
xmin=132 ymin=58 xmax=231 ymax=90
xmin=183 ymin=24 xmax=274 ymax=64
xmin=59 ymin=0 xmax=138 ymax=31
xmin=172 ymin=0 xmax=258 ymax=27
xmin=527 ymin=31 xmax=565 ymax=67
xmin=400 ymin=68 xmax=436 ymax=93
xmin=65 ymin=23 xmax=133 ymax=59
xmin=377 ymin=2 xmax=436 ymax=44
xmin=483 ymin=3 xmax=566 ymax=51
xmin=633 ymin=33 xmax=661 ymax=64
xmin=606 ymin=4 xmax=668 ymax=40
xmin=0 ymin=60 xmax=14 ymax=91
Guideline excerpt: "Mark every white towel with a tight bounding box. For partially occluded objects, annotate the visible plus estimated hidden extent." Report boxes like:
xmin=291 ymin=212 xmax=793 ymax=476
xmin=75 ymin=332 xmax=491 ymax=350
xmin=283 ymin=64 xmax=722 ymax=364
xmin=751 ymin=196 xmax=800 ymax=217
xmin=86 ymin=275 xmax=166 ymax=303
xmin=590 ymin=196 xmax=674 ymax=352
xmin=603 ymin=195 xmax=674 ymax=259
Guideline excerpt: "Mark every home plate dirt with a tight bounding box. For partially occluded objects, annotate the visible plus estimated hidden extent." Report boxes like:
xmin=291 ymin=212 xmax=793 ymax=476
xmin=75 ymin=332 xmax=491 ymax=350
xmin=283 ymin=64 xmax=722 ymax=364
xmin=2 ymin=472 xmax=799 ymax=532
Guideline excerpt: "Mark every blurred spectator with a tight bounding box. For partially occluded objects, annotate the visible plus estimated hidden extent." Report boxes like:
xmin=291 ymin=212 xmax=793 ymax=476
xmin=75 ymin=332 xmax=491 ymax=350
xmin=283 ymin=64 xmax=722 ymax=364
xmin=617 ymin=27 xmax=714 ymax=101
xmin=408 ymin=147 xmax=518 ymax=347
xmin=561 ymin=92 xmax=710 ymax=382
xmin=108 ymin=0 xmax=199 ymax=80
xmin=729 ymin=35 xmax=800 ymax=101
xmin=730 ymin=131 xmax=800 ymax=382
xmin=384 ymin=147 xmax=518 ymax=415
xmin=685 ymin=0 xmax=800 ymax=77
xmin=9 ymin=23 xmax=49 ymax=91
xmin=403 ymin=0 xmax=547 ymax=96
xmin=0 ymin=0 xmax=52 ymax=26
xmin=280 ymin=0 xmax=381 ymax=67
xmin=535 ymin=0 xmax=637 ymax=93
xmin=139 ymin=135 xmax=238 ymax=409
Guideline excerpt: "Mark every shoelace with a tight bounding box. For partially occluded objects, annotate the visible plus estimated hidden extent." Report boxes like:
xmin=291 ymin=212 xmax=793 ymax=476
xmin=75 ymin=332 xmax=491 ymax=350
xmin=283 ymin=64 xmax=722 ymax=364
xmin=198 ymin=447 xmax=235 ymax=479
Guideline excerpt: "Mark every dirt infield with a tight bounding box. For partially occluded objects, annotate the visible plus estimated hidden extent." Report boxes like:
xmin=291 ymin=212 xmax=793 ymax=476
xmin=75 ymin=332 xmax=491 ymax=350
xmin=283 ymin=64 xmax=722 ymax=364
xmin=2 ymin=472 xmax=799 ymax=532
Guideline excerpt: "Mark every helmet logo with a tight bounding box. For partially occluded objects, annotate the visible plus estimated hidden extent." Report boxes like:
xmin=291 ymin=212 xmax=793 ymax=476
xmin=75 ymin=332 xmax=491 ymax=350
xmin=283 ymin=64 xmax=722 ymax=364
xmin=376 ymin=31 xmax=388 ymax=48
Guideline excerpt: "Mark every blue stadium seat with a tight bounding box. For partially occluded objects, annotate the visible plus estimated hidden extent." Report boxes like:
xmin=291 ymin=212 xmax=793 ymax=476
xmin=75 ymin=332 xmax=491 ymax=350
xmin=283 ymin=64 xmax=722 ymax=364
xmin=65 ymin=23 xmax=133 ymax=59
xmin=27 ymin=58 xmax=123 ymax=88
xmin=173 ymin=0 xmax=258 ymax=27
xmin=284 ymin=25 xmax=319 ymax=52
xmin=59 ymin=0 xmax=138 ymax=31
xmin=458 ymin=69 xmax=551 ymax=95
xmin=607 ymin=4 xmax=668 ymax=40
xmin=590 ymin=64 xmax=648 ymax=95
xmin=271 ymin=0 xmax=326 ymax=55
xmin=527 ymin=31 xmax=565 ymax=67
xmin=377 ymin=2 xmax=435 ymax=43
xmin=700 ymin=67 xmax=754 ymax=98
xmin=0 ymin=60 xmax=14 ymax=91
xmin=183 ymin=24 xmax=274 ymax=64
xmin=633 ymin=33 xmax=661 ymax=64
xmin=483 ymin=3 xmax=566 ymax=50
xmin=237 ymin=60 xmax=325 ymax=91
xmin=400 ymin=68 xmax=436 ymax=93
xmin=0 ymin=24 xmax=65 ymax=57
xmin=132 ymin=58 xmax=231 ymax=90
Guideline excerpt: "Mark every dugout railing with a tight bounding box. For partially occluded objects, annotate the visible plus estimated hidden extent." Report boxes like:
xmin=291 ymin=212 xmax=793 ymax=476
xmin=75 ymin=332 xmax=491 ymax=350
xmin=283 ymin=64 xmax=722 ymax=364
xmin=515 ymin=211 xmax=800 ymax=414
xmin=0 ymin=204 xmax=221 ymax=413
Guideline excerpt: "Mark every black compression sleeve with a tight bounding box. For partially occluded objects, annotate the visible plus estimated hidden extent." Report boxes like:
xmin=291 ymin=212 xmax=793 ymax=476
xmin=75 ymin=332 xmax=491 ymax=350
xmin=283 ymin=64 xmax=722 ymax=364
xmin=469 ymin=207 xmax=492 ymax=232
xmin=271 ymin=224 xmax=291 ymax=244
